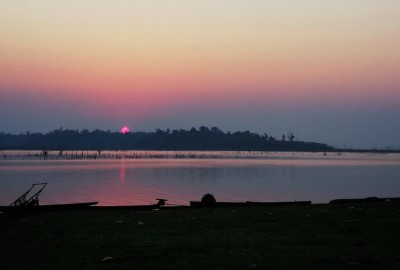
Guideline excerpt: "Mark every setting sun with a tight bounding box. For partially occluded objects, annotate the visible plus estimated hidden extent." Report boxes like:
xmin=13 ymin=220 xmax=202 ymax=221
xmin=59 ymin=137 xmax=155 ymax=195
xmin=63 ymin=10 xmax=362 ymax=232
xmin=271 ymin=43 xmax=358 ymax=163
xmin=121 ymin=126 xmax=130 ymax=134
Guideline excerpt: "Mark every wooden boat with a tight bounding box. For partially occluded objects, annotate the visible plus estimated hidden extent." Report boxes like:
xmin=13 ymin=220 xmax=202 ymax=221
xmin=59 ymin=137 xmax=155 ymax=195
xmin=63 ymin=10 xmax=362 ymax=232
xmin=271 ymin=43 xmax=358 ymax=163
xmin=92 ymin=204 xmax=160 ymax=211
xmin=0 ymin=183 xmax=98 ymax=213
xmin=0 ymin=202 xmax=98 ymax=212
xmin=0 ymin=187 xmax=179 ymax=212
xmin=329 ymin=197 xmax=400 ymax=204
xmin=92 ymin=199 xmax=187 ymax=211
xmin=190 ymin=200 xmax=312 ymax=208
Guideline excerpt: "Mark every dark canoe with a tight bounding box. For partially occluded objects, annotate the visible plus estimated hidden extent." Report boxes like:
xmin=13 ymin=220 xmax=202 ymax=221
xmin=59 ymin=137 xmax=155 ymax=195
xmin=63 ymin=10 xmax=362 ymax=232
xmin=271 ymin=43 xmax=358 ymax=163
xmin=92 ymin=204 xmax=160 ymax=211
xmin=92 ymin=204 xmax=188 ymax=210
xmin=190 ymin=201 xmax=312 ymax=208
xmin=0 ymin=202 xmax=98 ymax=212
xmin=329 ymin=197 xmax=400 ymax=204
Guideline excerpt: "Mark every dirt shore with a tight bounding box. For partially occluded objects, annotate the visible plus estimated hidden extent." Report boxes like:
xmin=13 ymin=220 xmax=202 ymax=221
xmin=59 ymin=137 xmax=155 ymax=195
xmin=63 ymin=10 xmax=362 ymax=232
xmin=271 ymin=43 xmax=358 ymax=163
xmin=1 ymin=203 xmax=400 ymax=269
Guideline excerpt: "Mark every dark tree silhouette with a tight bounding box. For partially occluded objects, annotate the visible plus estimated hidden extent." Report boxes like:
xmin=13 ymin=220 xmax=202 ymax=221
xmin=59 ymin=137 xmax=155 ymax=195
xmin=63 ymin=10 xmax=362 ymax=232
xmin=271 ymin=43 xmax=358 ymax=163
xmin=0 ymin=127 xmax=335 ymax=152
xmin=288 ymin=132 xmax=295 ymax=142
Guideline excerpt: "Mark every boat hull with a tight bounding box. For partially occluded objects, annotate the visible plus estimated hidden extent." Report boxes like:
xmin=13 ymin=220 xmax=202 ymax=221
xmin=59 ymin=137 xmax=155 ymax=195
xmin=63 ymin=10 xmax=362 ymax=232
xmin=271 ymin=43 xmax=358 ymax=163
xmin=92 ymin=204 xmax=159 ymax=211
xmin=190 ymin=201 xmax=311 ymax=208
xmin=0 ymin=202 xmax=98 ymax=212
xmin=329 ymin=197 xmax=400 ymax=204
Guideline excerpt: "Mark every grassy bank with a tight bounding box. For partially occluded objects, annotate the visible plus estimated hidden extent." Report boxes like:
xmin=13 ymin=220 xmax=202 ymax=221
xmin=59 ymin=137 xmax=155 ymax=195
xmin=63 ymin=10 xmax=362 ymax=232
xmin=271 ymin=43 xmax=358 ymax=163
xmin=1 ymin=203 xmax=400 ymax=270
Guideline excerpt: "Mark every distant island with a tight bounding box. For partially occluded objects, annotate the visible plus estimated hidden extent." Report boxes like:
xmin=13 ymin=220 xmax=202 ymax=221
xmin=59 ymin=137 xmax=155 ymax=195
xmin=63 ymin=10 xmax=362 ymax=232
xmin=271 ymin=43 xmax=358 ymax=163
xmin=0 ymin=127 xmax=397 ymax=153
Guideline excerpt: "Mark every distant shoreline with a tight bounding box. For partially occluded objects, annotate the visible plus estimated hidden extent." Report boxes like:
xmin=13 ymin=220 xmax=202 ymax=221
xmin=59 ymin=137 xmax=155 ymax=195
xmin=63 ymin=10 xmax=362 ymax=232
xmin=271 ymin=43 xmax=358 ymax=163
xmin=2 ymin=127 xmax=398 ymax=153
xmin=2 ymin=127 xmax=398 ymax=154
xmin=1 ymin=149 xmax=399 ymax=161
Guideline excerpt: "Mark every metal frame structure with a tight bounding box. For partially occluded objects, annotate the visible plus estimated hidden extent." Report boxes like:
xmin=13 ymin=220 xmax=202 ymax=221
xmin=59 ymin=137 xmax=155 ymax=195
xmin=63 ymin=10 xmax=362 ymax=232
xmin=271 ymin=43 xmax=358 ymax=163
xmin=10 ymin=183 xmax=47 ymax=207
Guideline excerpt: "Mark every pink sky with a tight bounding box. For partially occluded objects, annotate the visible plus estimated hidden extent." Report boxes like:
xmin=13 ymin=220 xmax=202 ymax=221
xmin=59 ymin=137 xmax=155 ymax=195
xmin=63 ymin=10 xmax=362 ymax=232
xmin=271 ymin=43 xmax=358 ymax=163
xmin=1 ymin=0 xmax=399 ymax=148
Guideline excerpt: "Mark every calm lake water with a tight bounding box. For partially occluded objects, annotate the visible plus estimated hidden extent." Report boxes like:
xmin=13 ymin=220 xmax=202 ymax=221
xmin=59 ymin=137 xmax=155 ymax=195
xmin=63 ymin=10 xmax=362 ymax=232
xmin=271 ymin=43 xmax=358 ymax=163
xmin=1 ymin=151 xmax=400 ymax=206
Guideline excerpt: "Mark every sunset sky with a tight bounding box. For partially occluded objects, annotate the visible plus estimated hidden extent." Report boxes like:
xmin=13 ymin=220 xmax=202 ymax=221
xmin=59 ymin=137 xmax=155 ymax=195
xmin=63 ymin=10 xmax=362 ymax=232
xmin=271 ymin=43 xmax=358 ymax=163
xmin=1 ymin=0 xmax=399 ymax=148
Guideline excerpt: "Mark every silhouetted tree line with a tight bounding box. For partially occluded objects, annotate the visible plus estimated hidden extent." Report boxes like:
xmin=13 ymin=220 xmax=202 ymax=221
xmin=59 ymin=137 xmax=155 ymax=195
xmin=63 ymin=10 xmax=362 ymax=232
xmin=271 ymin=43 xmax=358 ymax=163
xmin=0 ymin=127 xmax=334 ymax=151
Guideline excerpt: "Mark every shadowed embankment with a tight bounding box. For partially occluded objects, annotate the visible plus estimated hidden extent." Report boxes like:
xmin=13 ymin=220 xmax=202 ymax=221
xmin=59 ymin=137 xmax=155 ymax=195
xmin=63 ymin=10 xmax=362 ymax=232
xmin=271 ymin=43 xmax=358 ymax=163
xmin=1 ymin=202 xmax=400 ymax=270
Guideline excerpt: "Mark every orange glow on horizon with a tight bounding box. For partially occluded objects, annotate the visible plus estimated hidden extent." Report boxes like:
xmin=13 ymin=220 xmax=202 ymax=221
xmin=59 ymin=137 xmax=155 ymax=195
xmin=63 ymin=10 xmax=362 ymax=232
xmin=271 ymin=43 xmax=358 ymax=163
xmin=1 ymin=0 xmax=399 ymax=122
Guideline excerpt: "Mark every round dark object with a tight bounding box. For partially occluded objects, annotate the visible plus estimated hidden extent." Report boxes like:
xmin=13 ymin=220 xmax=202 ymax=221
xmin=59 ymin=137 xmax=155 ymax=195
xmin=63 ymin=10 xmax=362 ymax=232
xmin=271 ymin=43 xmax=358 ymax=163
xmin=201 ymin=193 xmax=216 ymax=207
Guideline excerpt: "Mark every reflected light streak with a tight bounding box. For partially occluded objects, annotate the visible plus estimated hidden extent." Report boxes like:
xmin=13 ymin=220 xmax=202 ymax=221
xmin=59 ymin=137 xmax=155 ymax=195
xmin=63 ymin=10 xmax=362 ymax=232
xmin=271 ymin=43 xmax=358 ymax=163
xmin=119 ymin=160 xmax=125 ymax=183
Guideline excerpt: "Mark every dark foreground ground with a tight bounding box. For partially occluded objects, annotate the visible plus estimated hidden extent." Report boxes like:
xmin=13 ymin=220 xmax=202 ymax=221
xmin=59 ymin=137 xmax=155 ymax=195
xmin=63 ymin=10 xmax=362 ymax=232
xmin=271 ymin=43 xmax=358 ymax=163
xmin=1 ymin=203 xmax=400 ymax=270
